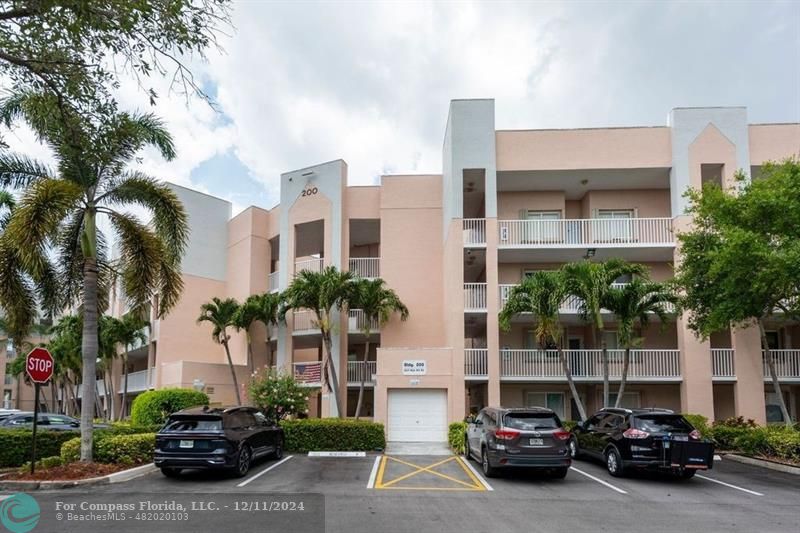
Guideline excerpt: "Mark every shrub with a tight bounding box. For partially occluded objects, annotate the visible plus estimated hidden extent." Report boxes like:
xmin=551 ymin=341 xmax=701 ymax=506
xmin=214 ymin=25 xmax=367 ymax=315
xmin=130 ymin=388 xmax=209 ymax=426
xmin=449 ymin=422 xmax=466 ymax=454
xmin=61 ymin=437 xmax=81 ymax=464
xmin=682 ymin=413 xmax=710 ymax=437
xmin=715 ymin=416 xmax=758 ymax=429
xmin=0 ymin=429 xmax=79 ymax=468
xmin=280 ymin=419 xmax=384 ymax=452
xmin=709 ymin=424 xmax=749 ymax=450
xmin=562 ymin=420 xmax=578 ymax=432
xmin=95 ymin=433 xmax=156 ymax=465
xmin=733 ymin=427 xmax=770 ymax=456
xmin=764 ymin=427 xmax=800 ymax=462
xmin=248 ymin=369 xmax=311 ymax=421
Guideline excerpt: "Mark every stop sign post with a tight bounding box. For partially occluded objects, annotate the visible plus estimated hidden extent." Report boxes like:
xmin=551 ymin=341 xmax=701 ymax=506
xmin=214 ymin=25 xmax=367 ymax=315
xmin=26 ymin=347 xmax=54 ymax=474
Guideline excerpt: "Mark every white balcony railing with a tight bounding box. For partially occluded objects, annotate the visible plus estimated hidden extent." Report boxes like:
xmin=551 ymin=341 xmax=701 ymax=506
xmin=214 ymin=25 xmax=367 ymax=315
xmin=711 ymin=349 xmax=735 ymax=379
xmin=500 ymin=349 xmax=681 ymax=380
xmin=293 ymin=310 xmax=318 ymax=332
xmin=348 ymin=309 xmax=380 ymax=333
xmin=347 ymin=361 xmax=376 ymax=384
xmin=465 ymin=349 xmax=488 ymax=378
xmin=293 ymin=361 xmax=322 ymax=386
xmin=464 ymin=283 xmax=487 ymax=311
xmin=349 ymin=257 xmax=380 ymax=279
xmin=268 ymin=271 xmax=279 ymax=293
xmin=498 ymin=282 xmax=674 ymax=313
xmin=763 ymin=350 xmax=800 ymax=380
xmin=463 ymin=219 xmax=486 ymax=246
xmin=498 ymin=218 xmax=674 ymax=247
xmin=295 ymin=258 xmax=323 ymax=275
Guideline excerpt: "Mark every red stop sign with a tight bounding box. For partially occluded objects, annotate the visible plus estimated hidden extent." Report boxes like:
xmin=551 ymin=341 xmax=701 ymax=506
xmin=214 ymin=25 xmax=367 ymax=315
xmin=26 ymin=347 xmax=54 ymax=384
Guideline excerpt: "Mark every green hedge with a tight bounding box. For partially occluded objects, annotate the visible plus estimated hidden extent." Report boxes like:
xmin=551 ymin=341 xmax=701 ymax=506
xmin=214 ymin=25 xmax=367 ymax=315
xmin=0 ymin=430 xmax=79 ymax=468
xmin=449 ymin=422 xmax=466 ymax=454
xmin=279 ymin=419 xmax=385 ymax=452
xmin=130 ymin=388 xmax=209 ymax=426
xmin=60 ymin=437 xmax=81 ymax=464
xmin=96 ymin=433 xmax=156 ymax=465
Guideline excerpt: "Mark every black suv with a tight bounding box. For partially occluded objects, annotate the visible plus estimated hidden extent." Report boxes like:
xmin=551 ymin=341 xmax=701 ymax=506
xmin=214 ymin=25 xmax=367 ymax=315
xmin=154 ymin=406 xmax=284 ymax=478
xmin=570 ymin=408 xmax=714 ymax=478
xmin=465 ymin=407 xmax=572 ymax=478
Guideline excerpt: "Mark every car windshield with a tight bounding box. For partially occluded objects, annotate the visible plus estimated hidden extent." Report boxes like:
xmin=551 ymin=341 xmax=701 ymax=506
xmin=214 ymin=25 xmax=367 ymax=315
xmin=634 ymin=415 xmax=693 ymax=433
xmin=163 ymin=417 xmax=222 ymax=432
xmin=503 ymin=413 xmax=561 ymax=430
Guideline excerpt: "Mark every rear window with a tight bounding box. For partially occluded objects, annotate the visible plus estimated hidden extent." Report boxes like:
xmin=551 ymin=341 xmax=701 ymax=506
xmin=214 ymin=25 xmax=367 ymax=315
xmin=163 ymin=417 xmax=222 ymax=432
xmin=634 ymin=415 xmax=693 ymax=433
xmin=503 ymin=412 xmax=561 ymax=430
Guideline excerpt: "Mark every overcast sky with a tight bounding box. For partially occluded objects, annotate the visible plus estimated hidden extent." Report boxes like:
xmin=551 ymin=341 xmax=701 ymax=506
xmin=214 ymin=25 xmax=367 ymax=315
xmin=4 ymin=0 xmax=800 ymax=214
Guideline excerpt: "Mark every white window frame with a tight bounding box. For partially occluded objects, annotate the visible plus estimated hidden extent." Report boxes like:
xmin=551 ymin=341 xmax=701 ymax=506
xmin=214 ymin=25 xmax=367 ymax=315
xmin=526 ymin=391 xmax=566 ymax=419
xmin=596 ymin=208 xmax=635 ymax=242
xmin=522 ymin=210 xmax=562 ymax=243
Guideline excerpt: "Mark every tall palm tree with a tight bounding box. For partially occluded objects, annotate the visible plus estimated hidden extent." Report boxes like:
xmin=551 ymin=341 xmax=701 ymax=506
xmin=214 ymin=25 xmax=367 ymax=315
xmin=350 ymin=278 xmax=409 ymax=419
xmin=104 ymin=312 xmax=148 ymax=419
xmin=258 ymin=292 xmax=283 ymax=369
xmin=233 ymin=295 xmax=261 ymax=374
xmin=198 ymin=297 xmax=242 ymax=405
xmin=280 ymin=266 xmax=355 ymax=418
xmin=0 ymin=90 xmax=188 ymax=461
xmin=47 ymin=315 xmax=83 ymax=415
xmin=562 ymin=259 xmax=647 ymax=408
xmin=500 ymin=271 xmax=588 ymax=421
xmin=603 ymin=280 xmax=677 ymax=408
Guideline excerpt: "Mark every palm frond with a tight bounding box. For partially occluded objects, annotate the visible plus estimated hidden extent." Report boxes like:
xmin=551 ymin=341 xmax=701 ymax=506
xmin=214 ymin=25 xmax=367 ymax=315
xmin=107 ymin=210 xmax=163 ymax=313
xmin=0 ymin=152 xmax=54 ymax=189
xmin=197 ymin=297 xmax=239 ymax=344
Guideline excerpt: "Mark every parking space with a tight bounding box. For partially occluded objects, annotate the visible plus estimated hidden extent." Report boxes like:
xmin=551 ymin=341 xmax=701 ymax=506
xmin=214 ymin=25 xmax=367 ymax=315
xmin=371 ymin=455 xmax=488 ymax=491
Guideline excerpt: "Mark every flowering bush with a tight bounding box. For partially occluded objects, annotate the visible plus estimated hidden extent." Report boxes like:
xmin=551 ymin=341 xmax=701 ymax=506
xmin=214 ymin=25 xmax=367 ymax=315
xmin=248 ymin=368 xmax=312 ymax=421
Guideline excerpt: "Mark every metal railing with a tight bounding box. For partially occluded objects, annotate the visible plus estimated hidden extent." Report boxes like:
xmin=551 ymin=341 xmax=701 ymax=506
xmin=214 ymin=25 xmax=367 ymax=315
xmin=465 ymin=349 xmax=488 ymax=378
xmin=498 ymin=282 xmax=644 ymax=313
xmin=499 ymin=349 xmax=681 ymax=380
xmin=498 ymin=218 xmax=674 ymax=247
xmin=464 ymin=283 xmax=487 ymax=311
xmin=347 ymin=361 xmax=376 ymax=384
xmin=292 ymin=310 xmax=318 ymax=332
xmin=268 ymin=271 xmax=279 ymax=292
xmin=124 ymin=368 xmax=156 ymax=392
xmin=463 ymin=219 xmax=486 ymax=246
xmin=295 ymin=258 xmax=324 ymax=274
xmin=293 ymin=361 xmax=322 ymax=385
xmin=348 ymin=309 xmax=380 ymax=333
xmin=349 ymin=257 xmax=380 ymax=279
xmin=711 ymin=349 xmax=735 ymax=378
xmin=763 ymin=349 xmax=800 ymax=379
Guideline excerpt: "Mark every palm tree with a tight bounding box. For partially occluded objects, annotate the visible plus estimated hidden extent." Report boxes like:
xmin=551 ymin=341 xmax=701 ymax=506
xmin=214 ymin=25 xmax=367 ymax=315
xmin=280 ymin=266 xmax=355 ymax=418
xmin=0 ymin=90 xmax=188 ymax=461
xmin=198 ymin=297 xmax=242 ymax=405
xmin=104 ymin=312 xmax=148 ymax=419
xmin=562 ymin=259 xmax=647 ymax=408
xmin=350 ymin=278 xmax=409 ymax=419
xmin=47 ymin=315 xmax=83 ymax=416
xmin=258 ymin=292 xmax=283 ymax=369
xmin=233 ymin=295 xmax=262 ymax=374
xmin=603 ymin=280 xmax=677 ymax=408
xmin=500 ymin=271 xmax=588 ymax=421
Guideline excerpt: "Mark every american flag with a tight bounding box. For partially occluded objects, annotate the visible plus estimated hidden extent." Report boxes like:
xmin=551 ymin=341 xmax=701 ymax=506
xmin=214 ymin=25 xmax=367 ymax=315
xmin=294 ymin=362 xmax=321 ymax=384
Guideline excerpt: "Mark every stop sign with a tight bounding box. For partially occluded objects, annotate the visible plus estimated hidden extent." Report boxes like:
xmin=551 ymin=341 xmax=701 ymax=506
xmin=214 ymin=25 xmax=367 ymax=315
xmin=26 ymin=347 xmax=54 ymax=384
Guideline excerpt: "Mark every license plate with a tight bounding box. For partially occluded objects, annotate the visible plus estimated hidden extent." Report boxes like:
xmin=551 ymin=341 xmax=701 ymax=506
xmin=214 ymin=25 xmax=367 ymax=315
xmin=673 ymin=435 xmax=688 ymax=442
xmin=529 ymin=438 xmax=544 ymax=446
xmin=179 ymin=440 xmax=194 ymax=448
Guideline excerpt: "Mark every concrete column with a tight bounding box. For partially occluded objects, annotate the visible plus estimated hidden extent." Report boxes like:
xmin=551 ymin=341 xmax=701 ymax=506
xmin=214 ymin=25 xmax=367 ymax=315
xmin=485 ymin=218 xmax=501 ymax=406
xmin=731 ymin=322 xmax=766 ymax=424
xmin=677 ymin=315 xmax=715 ymax=419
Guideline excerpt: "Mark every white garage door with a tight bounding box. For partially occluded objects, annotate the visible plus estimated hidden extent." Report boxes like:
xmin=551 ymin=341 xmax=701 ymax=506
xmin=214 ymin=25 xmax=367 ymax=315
xmin=387 ymin=389 xmax=447 ymax=442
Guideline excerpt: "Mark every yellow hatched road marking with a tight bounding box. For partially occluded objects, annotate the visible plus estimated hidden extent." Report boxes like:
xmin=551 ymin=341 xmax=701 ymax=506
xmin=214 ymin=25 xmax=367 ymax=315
xmin=374 ymin=455 xmax=485 ymax=491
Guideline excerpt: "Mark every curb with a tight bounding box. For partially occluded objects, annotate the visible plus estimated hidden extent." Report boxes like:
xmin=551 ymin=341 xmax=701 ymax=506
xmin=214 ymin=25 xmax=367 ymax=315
xmin=724 ymin=454 xmax=800 ymax=475
xmin=0 ymin=463 xmax=157 ymax=491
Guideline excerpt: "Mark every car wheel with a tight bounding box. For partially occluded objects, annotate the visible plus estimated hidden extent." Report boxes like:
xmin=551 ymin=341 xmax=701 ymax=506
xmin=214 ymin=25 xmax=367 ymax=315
xmin=679 ymin=469 xmax=696 ymax=479
xmin=272 ymin=439 xmax=284 ymax=460
xmin=605 ymin=448 xmax=625 ymax=478
xmin=160 ymin=467 xmax=181 ymax=478
xmin=464 ymin=435 xmax=472 ymax=461
xmin=551 ymin=467 xmax=569 ymax=479
xmin=481 ymin=447 xmax=498 ymax=478
xmin=235 ymin=445 xmax=252 ymax=477
xmin=568 ymin=436 xmax=579 ymax=459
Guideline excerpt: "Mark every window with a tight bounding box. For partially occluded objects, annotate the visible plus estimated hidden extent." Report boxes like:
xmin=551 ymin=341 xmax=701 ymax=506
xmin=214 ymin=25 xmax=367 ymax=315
xmin=521 ymin=210 xmax=562 ymax=243
xmin=596 ymin=209 xmax=634 ymax=242
xmin=598 ymin=414 xmax=624 ymax=430
xmin=633 ymin=415 xmax=693 ymax=433
xmin=46 ymin=415 xmax=76 ymax=426
xmin=526 ymin=392 xmax=565 ymax=419
xmin=503 ymin=412 xmax=561 ymax=430
xmin=164 ymin=417 xmax=223 ymax=432
xmin=765 ymin=331 xmax=781 ymax=350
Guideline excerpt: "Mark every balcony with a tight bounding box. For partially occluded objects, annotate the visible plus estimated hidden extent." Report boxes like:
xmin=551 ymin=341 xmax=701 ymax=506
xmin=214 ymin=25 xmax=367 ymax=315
xmin=498 ymin=282 xmax=674 ymax=314
xmin=465 ymin=349 xmax=488 ymax=379
xmin=124 ymin=368 xmax=157 ymax=392
xmin=711 ymin=349 xmax=735 ymax=380
xmin=292 ymin=310 xmax=319 ymax=334
xmin=764 ymin=350 xmax=800 ymax=382
xmin=349 ymin=257 xmax=380 ymax=279
xmin=499 ymin=349 xmax=681 ymax=381
xmin=464 ymin=283 xmax=487 ymax=312
xmin=295 ymin=258 xmax=323 ymax=275
xmin=463 ymin=219 xmax=486 ymax=246
xmin=268 ymin=271 xmax=279 ymax=293
xmin=347 ymin=361 xmax=376 ymax=385
xmin=293 ymin=361 xmax=322 ymax=386
xmin=348 ymin=309 xmax=379 ymax=333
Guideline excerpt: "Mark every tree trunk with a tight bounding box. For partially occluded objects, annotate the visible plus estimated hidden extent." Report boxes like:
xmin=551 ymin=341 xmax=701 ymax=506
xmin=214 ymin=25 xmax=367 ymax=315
xmin=246 ymin=330 xmax=254 ymax=375
xmin=558 ymin=345 xmax=587 ymax=421
xmin=322 ymin=331 xmax=343 ymax=418
xmin=266 ymin=328 xmax=273 ymax=368
xmin=598 ymin=327 xmax=609 ymax=408
xmin=121 ymin=349 xmax=129 ymax=419
xmin=80 ymin=256 xmax=99 ymax=462
xmin=760 ymin=320 xmax=792 ymax=426
xmin=222 ymin=336 xmax=242 ymax=405
xmin=354 ymin=334 xmax=371 ymax=419
xmin=50 ymin=381 xmax=57 ymax=412
xmin=615 ymin=346 xmax=631 ymax=408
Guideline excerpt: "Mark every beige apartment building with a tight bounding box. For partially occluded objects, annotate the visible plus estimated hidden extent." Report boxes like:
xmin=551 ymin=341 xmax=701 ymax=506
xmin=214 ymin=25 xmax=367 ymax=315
xmin=3 ymin=99 xmax=799 ymax=444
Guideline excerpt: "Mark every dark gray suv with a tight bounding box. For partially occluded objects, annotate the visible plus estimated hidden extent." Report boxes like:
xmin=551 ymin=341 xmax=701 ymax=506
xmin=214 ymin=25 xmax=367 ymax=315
xmin=465 ymin=407 xmax=571 ymax=478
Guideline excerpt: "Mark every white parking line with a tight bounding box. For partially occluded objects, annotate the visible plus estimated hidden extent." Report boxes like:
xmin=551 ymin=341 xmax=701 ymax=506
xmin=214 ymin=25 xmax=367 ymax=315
xmin=236 ymin=455 xmax=293 ymax=487
xmin=695 ymin=474 xmax=764 ymax=496
xmin=457 ymin=456 xmax=494 ymax=491
xmin=366 ymin=455 xmax=381 ymax=489
xmin=569 ymin=466 xmax=628 ymax=495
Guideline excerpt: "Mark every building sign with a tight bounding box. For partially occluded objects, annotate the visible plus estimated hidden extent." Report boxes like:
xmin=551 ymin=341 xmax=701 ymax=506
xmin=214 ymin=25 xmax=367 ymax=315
xmin=402 ymin=360 xmax=426 ymax=375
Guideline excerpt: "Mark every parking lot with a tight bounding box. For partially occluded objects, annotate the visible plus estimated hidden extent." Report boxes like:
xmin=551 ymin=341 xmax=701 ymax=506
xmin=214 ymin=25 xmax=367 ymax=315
xmin=30 ymin=452 xmax=795 ymax=533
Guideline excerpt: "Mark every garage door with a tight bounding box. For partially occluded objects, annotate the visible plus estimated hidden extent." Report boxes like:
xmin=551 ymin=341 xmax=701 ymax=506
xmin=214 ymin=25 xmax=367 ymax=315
xmin=387 ymin=389 xmax=447 ymax=442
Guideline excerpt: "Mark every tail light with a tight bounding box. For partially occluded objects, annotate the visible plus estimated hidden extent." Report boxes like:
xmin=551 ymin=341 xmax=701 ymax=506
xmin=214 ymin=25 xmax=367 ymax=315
xmin=623 ymin=428 xmax=650 ymax=439
xmin=689 ymin=429 xmax=701 ymax=440
xmin=553 ymin=429 xmax=571 ymax=441
xmin=494 ymin=428 xmax=520 ymax=440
